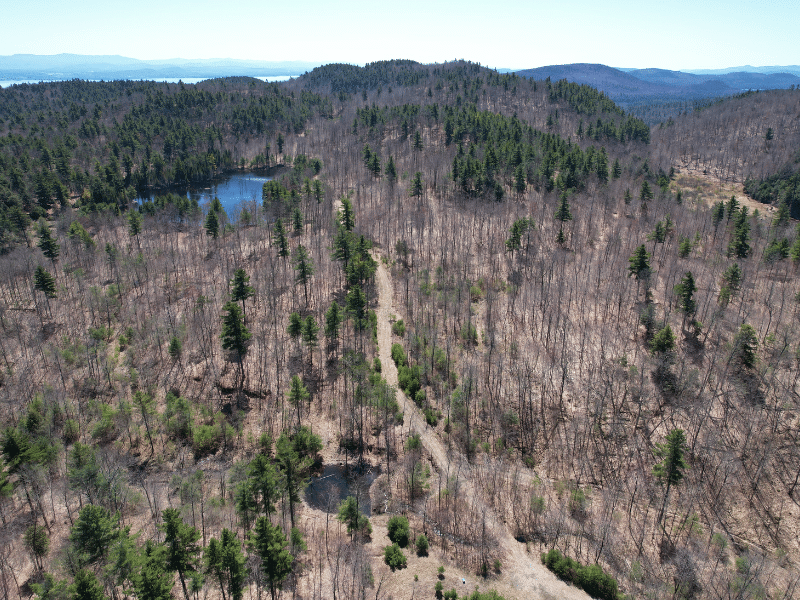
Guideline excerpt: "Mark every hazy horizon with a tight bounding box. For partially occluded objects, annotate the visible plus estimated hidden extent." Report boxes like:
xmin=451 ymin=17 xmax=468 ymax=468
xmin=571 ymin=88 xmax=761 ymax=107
xmin=2 ymin=0 xmax=797 ymax=72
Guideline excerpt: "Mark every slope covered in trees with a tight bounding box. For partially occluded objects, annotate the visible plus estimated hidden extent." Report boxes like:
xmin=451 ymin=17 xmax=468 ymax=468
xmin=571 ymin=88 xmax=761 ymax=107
xmin=0 ymin=61 xmax=799 ymax=600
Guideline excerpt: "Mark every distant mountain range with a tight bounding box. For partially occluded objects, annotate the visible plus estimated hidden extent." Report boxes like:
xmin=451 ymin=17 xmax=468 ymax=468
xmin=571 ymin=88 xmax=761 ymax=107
xmin=4 ymin=54 xmax=800 ymax=109
xmin=0 ymin=54 xmax=321 ymax=80
xmin=514 ymin=63 xmax=800 ymax=108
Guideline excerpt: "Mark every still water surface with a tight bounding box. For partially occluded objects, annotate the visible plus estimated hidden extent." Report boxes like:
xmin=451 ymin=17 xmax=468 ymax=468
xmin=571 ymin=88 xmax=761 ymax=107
xmin=136 ymin=171 xmax=272 ymax=217
xmin=0 ymin=75 xmax=295 ymax=88
xmin=305 ymin=464 xmax=381 ymax=515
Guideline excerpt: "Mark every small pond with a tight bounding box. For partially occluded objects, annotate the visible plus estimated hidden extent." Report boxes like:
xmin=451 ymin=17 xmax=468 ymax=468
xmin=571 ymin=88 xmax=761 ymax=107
xmin=135 ymin=170 xmax=273 ymax=217
xmin=305 ymin=463 xmax=381 ymax=515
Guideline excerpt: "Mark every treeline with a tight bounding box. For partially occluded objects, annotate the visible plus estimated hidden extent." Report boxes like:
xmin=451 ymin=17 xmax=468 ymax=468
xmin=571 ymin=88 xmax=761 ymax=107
xmin=298 ymin=60 xmax=650 ymax=144
xmin=299 ymin=59 xmax=425 ymax=95
xmin=744 ymin=157 xmax=800 ymax=219
xmin=353 ymin=100 xmax=615 ymax=198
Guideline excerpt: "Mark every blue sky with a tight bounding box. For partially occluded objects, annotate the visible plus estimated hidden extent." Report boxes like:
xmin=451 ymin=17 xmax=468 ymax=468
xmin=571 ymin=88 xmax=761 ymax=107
xmin=2 ymin=0 xmax=797 ymax=70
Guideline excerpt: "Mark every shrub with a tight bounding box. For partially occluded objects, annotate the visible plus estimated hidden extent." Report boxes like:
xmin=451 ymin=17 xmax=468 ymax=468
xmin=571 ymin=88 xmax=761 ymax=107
xmin=387 ymin=515 xmax=410 ymax=547
xmin=392 ymin=319 xmax=406 ymax=337
xmin=568 ymin=488 xmax=587 ymax=518
xmin=165 ymin=392 xmax=193 ymax=442
xmin=383 ymin=543 xmax=407 ymax=570
xmin=577 ymin=563 xmax=619 ymax=600
xmin=541 ymin=549 xmax=619 ymax=600
xmin=391 ymin=343 xmax=407 ymax=366
xmin=460 ymin=321 xmax=478 ymax=345
xmin=168 ymin=336 xmax=182 ymax=359
xmin=373 ymin=357 xmax=382 ymax=373
xmin=416 ymin=533 xmax=429 ymax=556
xmin=63 ymin=418 xmax=80 ymax=444
xmin=414 ymin=389 xmax=426 ymax=406
xmin=398 ymin=364 xmax=422 ymax=398
xmin=337 ymin=496 xmax=372 ymax=538
xmin=90 ymin=403 xmax=117 ymax=442
xmin=435 ymin=580 xmax=443 ymax=599
xmin=469 ymin=284 xmax=484 ymax=302
xmin=424 ymin=406 xmax=440 ymax=426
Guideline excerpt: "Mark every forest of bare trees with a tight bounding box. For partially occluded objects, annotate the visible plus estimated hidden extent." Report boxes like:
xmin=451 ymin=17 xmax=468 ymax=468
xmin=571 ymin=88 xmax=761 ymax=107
xmin=0 ymin=61 xmax=799 ymax=600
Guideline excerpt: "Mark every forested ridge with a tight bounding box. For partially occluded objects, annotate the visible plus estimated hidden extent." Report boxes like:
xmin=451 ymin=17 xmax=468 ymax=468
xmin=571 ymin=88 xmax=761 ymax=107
xmin=0 ymin=60 xmax=799 ymax=600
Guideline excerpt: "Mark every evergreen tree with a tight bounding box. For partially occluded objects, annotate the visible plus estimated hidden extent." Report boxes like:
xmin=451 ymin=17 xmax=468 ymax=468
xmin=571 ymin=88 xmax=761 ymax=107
xmin=505 ymin=217 xmax=531 ymax=254
xmin=332 ymin=227 xmax=354 ymax=268
xmin=650 ymin=325 xmax=676 ymax=354
xmin=71 ymin=570 xmax=107 ymax=600
xmin=623 ymin=189 xmax=632 ymax=205
xmin=721 ymin=263 xmax=743 ymax=296
xmin=275 ymin=433 xmax=308 ymax=529
xmin=346 ymin=285 xmax=369 ymax=333
xmin=653 ymin=428 xmax=689 ymax=527
xmin=628 ymin=245 xmax=651 ymax=280
xmin=221 ymin=302 xmax=251 ymax=386
xmin=554 ymin=193 xmax=573 ymax=223
xmin=556 ymin=226 xmax=566 ymax=247
xmin=726 ymin=195 xmax=739 ymax=221
xmin=410 ymin=172 xmax=423 ymax=199
xmin=24 ymin=522 xmax=50 ymax=570
xmin=677 ymin=236 xmax=692 ymax=258
xmin=313 ymin=179 xmax=324 ymax=203
xmin=249 ymin=516 xmax=294 ymax=600
xmin=127 ymin=210 xmax=142 ymax=240
xmin=230 ymin=269 xmax=254 ymax=323
xmin=34 ymin=266 xmax=57 ymax=298
xmin=302 ymin=316 xmax=319 ymax=365
xmin=339 ymin=196 xmax=355 ymax=231
xmin=205 ymin=530 xmax=246 ymax=600
xmin=711 ymin=201 xmax=725 ymax=231
xmin=790 ymin=224 xmax=800 ymax=262
xmin=134 ymin=541 xmax=174 ymax=600
xmin=287 ymin=312 xmax=303 ymax=340
xmin=514 ymin=165 xmax=526 ymax=195
xmin=30 ymin=573 xmax=70 ymax=600
xmin=674 ymin=271 xmax=697 ymax=318
xmin=38 ymin=224 xmax=60 ymax=263
xmin=727 ymin=206 xmax=751 ymax=258
xmin=273 ymin=218 xmax=289 ymax=258
xmin=337 ymin=496 xmax=372 ymax=538
xmin=204 ymin=210 xmax=219 ymax=239
xmin=412 ymin=130 xmax=424 ymax=151
xmin=763 ymin=237 xmax=790 ymax=262
xmin=639 ymin=180 xmax=653 ymax=203
xmin=287 ymin=375 xmax=310 ymax=426
xmin=612 ymin=159 xmax=622 ymax=179
xmin=648 ymin=219 xmax=667 ymax=243
xmin=292 ymin=207 xmax=303 ymax=233
xmin=246 ymin=454 xmax=281 ymax=515
xmin=368 ymin=153 xmax=381 ymax=178
xmin=385 ymin=156 xmax=397 ymax=183
xmin=160 ymin=508 xmax=201 ymax=600
xmin=325 ymin=301 xmax=343 ymax=347
xmin=733 ymin=323 xmax=758 ymax=368
xmin=70 ymin=504 xmax=118 ymax=566
xmin=292 ymin=245 xmax=314 ymax=305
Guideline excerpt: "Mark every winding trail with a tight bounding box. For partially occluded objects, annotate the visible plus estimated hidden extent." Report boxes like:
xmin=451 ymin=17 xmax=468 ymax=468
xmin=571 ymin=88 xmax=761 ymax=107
xmin=372 ymin=252 xmax=590 ymax=600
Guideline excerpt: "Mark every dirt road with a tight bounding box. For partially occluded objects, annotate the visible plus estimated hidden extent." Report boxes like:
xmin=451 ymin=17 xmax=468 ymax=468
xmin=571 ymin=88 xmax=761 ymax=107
xmin=372 ymin=253 xmax=590 ymax=600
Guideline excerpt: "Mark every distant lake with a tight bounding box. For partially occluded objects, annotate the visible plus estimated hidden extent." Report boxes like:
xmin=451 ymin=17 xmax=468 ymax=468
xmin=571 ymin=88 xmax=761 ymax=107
xmin=136 ymin=171 xmax=273 ymax=217
xmin=0 ymin=75 xmax=296 ymax=88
